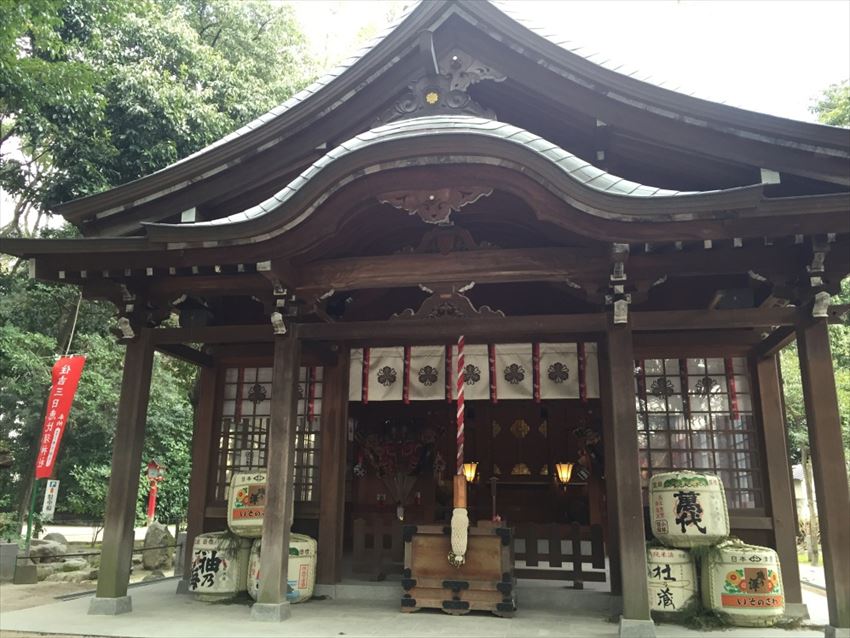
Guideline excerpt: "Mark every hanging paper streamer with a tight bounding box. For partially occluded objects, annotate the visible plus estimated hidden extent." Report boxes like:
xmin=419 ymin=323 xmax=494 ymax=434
xmin=456 ymin=335 xmax=465 ymax=474
xmin=725 ymin=357 xmax=739 ymax=421
xmin=348 ymin=349 xmax=363 ymax=401
xmin=488 ymin=344 xmax=498 ymax=403
xmin=678 ymin=359 xmax=690 ymax=422
xmin=445 ymin=344 xmax=453 ymax=403
xmin=402 ymin=346 xmax=411 ymax=405
xmin=636 ymin=359 xmax=648 ymax=412
xmin=532 ymin=343 xmax=541 ymax=403
xmin=361 ymin=347 xmax=370 ymax=404
xmin=578 ymin=342 xmax=587 ymax=403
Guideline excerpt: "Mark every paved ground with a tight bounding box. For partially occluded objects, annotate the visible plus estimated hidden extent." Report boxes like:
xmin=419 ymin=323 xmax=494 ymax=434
xmin=0 ymin=578 xmax=833 ymax=638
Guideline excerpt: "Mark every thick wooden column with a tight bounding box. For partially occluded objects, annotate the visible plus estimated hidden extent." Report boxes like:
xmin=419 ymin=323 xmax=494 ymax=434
xmin=317 ymin=348 xmax=350 ymax=585
xmin=752 ymin=355 xmax=803 ymax=607
xmin=181 ymin=364 xmax=218 ymax=584
xmin=251 ymin=329 xmax=301 ymax=622
xmin=89 ymin=329 xmax=155 ymax=615
xmin=796 ymin=319 xmax=850 ymax=631
xmin=598 ymin=339 xmax=622 ymax=595
xmin=602 ymin=317 xmax=654 ymax=636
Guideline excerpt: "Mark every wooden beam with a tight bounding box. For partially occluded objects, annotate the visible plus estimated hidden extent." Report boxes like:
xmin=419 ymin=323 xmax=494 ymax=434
xmin=183 ymin=366 xmax=217 ymax=581
xmin=296 ymin=247 xmax=605 ymax=296
xmin=631 ymin=308 xmax=797 ymax=331
xmin=601 ymin=316 xmax=652 ymax=623
xmin=298 ymin=314 xmax=606 ymax=343
xmin=91 ymin=329 xmax=154 ymax=611
xmin=253 ymin=328 xmax=301 ymax=620
xmin=796 ymin=319 xmax=850 ymax=629
xmin=317 ymin=349 xmax=350 ymax=585
xmin=597 ymin=339 xmax=621 ymax=595
xmin=151 ymin=325 xmax=274 ymax=344
xmin=754 ymin=303 xmax=849 ymax=359
xmin=752 ymin=355 xmax=803 ymax=605
xmin=155 ymin=344 xmax=214 ymax=368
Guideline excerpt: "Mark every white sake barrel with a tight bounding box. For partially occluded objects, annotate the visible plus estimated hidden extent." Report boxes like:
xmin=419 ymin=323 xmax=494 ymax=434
xmin=701 ymin=541 xmax=784 ymax=626
xmin=247 ymin=534 xmax=318 ymax=603
xmin=646 ymin=546 xmax=698 ymax=616
xmin=227 ymin=472 xmax=267 ymax=537
xmin=189 ymin=532 xmax=251 ymax=602
xmin=649 ymin=471 xmax=729 ymax=548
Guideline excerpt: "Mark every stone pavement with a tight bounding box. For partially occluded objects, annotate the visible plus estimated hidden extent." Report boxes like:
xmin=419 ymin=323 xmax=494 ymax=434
xmin=0 ymin=578 xmax=830 ymax=638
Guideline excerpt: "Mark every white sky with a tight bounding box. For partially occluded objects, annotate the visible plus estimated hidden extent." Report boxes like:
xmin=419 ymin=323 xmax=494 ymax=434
xmin=291 ymin=0 xmax=850 ymax=123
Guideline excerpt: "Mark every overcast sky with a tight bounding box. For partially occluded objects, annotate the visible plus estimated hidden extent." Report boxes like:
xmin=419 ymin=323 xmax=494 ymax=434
xmin=292 ymin=0 xmax=850 ymax=124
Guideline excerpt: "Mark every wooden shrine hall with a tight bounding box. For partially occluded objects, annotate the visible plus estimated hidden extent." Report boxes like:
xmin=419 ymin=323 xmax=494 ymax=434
xmin=2 ymin=2 xmax=849 ymax=636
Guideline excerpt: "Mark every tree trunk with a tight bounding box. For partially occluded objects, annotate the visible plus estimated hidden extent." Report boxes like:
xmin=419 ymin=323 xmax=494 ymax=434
xmin=801 ymin=446 xmax=819 ymax=566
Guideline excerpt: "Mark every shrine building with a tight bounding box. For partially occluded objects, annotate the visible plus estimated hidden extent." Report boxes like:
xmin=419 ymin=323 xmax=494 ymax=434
xmin=2 ymin=2 xmax=849 ymax=636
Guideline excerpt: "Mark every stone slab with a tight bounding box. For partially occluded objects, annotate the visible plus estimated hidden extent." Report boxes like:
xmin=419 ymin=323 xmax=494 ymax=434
xmin=88 ymin=595 xmax=132 ymax=615
xmin=175 ymin=578 xmax=190 ymax=595
xmin=825 ymin=627 xmax=850 ymax=638
xmin=619 ymin=617 xmax=657 ymax=638
xmin=786 ymin=602 xmax=810 ymax=619
xmin=249 ymin=601 xmax=291 ymax=622
xmin=12 ymin=563 xmax=38 ymax=585
xmin=0 ymin=542 xmax=18 ymax=582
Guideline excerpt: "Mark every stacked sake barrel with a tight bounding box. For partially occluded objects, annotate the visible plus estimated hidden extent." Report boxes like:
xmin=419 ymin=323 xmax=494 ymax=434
xmin=247 ymin=534 xmax=318 ymax=603
xmin=190 ymin=471 xmax=317 ymax=604
xmin=647 ymin=471 xmax=785 ymax=626
xmin=189 ymin=532 xmax=252 ymax=601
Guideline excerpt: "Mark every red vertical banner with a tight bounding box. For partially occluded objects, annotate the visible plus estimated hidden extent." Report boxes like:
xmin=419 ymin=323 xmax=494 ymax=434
xmin=402 ymin=346 xmax=411 ymax=405
xmin=361 ymin=347 xmax=370 ymax=404
xmin=577 ymin=342 xmax=587 ymax=403
xmin=445 ymin=344 xmax=453 ymax=403
xmin=488 ymin=344 xmax=498 ymax=404
xmin=725 ymin=357 xmax=739 ymax=421
xmin=35 ymin=356 xmax=86 ymax=479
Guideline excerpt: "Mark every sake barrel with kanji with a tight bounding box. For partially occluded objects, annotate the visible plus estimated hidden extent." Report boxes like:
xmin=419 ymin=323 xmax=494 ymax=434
xmin=189 ymin=532 xmax=251 ymax=602
xmin=247 ymin=534 xmax=317 ymax=603
xmin=701 ymin=541 xmax=784 ymax=626
xmin=647 ymin=546 xmax=698 ymax=616
xmin=227 ymin=472 xmax=267 ymax=537
xmin=649 ymin=471 xmax=729 ymax=548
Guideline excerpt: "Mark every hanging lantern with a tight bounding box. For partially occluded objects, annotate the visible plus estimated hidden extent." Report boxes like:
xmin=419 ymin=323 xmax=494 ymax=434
xmin=555 ymin=462 xmax=574 ymax=486
xmin=462 ymin=462 xmax=478 ymax=483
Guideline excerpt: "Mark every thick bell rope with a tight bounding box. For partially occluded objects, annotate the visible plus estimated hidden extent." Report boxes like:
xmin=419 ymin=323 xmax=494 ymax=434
xmin=449 ymin=335 xmax=469 ymax=568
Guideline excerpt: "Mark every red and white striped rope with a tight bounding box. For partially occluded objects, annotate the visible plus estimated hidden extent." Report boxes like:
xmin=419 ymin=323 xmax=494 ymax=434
xmin=456 ymin=335 xmax=465 ymax=475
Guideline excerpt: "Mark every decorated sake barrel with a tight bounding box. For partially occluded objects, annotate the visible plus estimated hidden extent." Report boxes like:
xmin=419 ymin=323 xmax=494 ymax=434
xmin=189 ymin=532 xmax=251 ymax=602
xmin=701 ymin=541 xmax=784 ymax=626
xmin=247 ymin=534 xmax=318 ymax=603
xmin=649 ymin=471 xmax=729 ymax=548
xmin=647 ymin=546 xmax=698 ymax=616
xmin=227 ymin=472 xmax=267 ymax=537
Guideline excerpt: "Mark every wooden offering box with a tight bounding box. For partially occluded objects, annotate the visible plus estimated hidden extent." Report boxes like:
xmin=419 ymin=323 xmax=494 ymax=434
xmin=401 ymin=524 xmax=516 ymax=617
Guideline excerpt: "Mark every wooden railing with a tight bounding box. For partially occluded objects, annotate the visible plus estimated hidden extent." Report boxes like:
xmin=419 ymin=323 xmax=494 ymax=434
xmin=513 ymin=522 xmax=606 ymax=589
xmin=352 ymin=517 xmax=404 ymax=579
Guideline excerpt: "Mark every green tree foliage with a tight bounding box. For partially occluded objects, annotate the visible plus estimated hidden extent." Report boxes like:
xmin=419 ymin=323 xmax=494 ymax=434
xmin=810 ymin=80 xmax=850 ymax=128
xmin=1 ymin=0 xmax=313 ymax=235
xmin=1 ymin=1 xmax=312 ymax=533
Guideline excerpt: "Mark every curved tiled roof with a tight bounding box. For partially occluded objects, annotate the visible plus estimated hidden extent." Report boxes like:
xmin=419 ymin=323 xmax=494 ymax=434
xmin=143 ymin=115 xmax=765 ymax=246
xmin=56 ymin=0 xmax=849 ymax=229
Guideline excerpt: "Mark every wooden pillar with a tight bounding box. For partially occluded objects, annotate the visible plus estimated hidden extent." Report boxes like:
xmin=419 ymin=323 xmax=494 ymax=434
xmin=602 ymin=317 xmax=654 ymax=635
xmin=796 ymin=319 xmax=850 ymax=631
xmin=752 ymin=355 xmax=803 ymax=607
xmin=89 ymin=329 xmax=155 ymax=615
xmin=251 ymin=328 xmax=301 ymax=622
xmin=317 ymin=348 xmax=350 ymax=585
xmin=181 ymin=364 xmax=217 ymax=584
xmin=598 ymin=339 xmax=622 ymax=595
